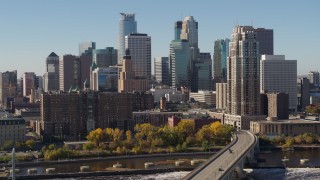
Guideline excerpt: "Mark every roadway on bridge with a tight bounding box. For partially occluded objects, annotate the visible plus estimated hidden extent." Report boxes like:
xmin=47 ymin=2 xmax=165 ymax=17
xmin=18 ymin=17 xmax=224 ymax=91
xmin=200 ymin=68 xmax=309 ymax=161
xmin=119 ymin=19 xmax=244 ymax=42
xmin=187 ymin=130 xmax=255 ymax=180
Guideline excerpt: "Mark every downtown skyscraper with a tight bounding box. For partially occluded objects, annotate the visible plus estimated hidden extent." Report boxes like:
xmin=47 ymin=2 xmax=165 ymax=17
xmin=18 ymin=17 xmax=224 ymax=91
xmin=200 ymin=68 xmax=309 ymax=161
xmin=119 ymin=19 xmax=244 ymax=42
xmin=225 ymin=26 xmax=266 ymax=129
xmin=213 ymin=38 xmax=230 ymax=83
xmin=118 ymin=13 xmax=137 ymax=65
xmin=125 ymin=33 xmax=151 ymax=80
xmin=44 ymin=52 xmax=59 ymax=92
xmin=227 ymin=26 xmax=260 ymax=115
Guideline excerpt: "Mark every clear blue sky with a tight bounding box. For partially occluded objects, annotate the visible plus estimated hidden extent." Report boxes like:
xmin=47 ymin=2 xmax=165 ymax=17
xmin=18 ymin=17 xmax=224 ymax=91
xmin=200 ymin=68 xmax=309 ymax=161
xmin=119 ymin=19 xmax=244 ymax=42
xmin=0 ymin=0 xmax=319 ymax=77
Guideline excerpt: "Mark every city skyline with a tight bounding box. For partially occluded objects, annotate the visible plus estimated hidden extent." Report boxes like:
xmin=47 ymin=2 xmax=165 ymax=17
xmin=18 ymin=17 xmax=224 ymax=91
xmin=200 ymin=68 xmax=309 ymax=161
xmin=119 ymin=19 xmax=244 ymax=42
xmin=0 ymin=0 xmax=319 ymax=76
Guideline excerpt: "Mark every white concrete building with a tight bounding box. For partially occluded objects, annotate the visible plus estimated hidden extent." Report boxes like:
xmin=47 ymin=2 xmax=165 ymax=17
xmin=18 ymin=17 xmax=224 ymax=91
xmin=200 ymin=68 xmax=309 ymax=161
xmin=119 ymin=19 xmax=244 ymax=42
xmin=150 ymin=86 xmax=177 ymax=102
xmin=189 ymin=91 xmax=216 ymax=105
xmin=260 ymin=55 xmax=297 ymax=112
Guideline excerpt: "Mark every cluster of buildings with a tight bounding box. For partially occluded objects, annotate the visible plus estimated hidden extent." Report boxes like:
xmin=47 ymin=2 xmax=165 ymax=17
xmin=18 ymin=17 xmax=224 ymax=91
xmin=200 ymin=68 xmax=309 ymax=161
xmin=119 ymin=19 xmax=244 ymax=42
xmin=2 ymin=13 xmax=320 ymax=144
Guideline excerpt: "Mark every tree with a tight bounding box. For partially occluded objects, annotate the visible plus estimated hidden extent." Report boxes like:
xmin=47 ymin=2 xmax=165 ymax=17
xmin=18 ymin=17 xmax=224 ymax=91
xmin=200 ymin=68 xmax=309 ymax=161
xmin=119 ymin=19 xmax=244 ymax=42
xmin=86 ymin=128 xmax=106 ymax=146
xmin=26 ymin=140 xmax=36 ymax=150
xmin=196 ymin=125 xmax=212 ymax=143
xmin=48 ymin=144 xmax=56 ymax=150
xmin=1 ymin=140 xmax=14 ymax=151
xmin=83 ymin=142 xmax=96 ymax=151
xmin=176 ymin=120 xmax=195 ymax=143
xmin=158 ymin=125 xmax=179 ymax=146
xmin=202 ymin=141 xmax=210 ymax=151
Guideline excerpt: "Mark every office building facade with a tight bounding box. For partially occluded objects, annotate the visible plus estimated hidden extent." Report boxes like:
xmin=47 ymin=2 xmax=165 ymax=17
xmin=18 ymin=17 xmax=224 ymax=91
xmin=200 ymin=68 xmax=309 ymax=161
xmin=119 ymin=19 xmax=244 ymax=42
xmin=254 ymin=28 xmax=273 ymax=55
xmin=307 ymin=71 xmax=320 ymax=87
xmin=125 ymin=33 xmax=151 ymax=80
xmin=0 ymin=71 xmax=17 ymax=106
xmin=79 ymin=42 xmax=96 ymax=56
xmin=260 ymin=55 xmax=297 ymax=112
xmin=0 ymin=117 xmax=25 ymax=145
xmin=92 ymin=67 xmax=118 ymax=92
xmin=23 ymin=72 xmax=36 ymax=97
xmin=170 ymin=40 xmax=190 ymax=88
xmin=154 ymin=57 xmax=170 ymax=86
xmin=213 ymin=38 xmax=230 ymax=82
xmin=44 ymin=52 xmax=59 ymax=92
xmin=93 ymin=47 xmax=118 ymax=68
xmin=118 ymin=50 xmax=150 ymax=93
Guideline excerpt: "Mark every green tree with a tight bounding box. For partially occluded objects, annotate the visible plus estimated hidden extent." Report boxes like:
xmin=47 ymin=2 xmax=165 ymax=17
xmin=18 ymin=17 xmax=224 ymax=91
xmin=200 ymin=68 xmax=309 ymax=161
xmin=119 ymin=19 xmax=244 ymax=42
xmin=25 ymin=140 xmax=36 ymax=150
xmin=83 ymin=142 xmax=96 ymax=151
xmin=1 ymin=140 xmax=15 ymax=151
xmin=202 ymin=140 xmax=210 ymax=151
xmin=196 ymin=125 xmax=212 ymax=143
xmin=86 ymin=128 xmax=106 ymax=146
xmin=176 ymin=120 xmax=195 ymax=143
xmin=158 ymin=125 xmax=179 ymax=146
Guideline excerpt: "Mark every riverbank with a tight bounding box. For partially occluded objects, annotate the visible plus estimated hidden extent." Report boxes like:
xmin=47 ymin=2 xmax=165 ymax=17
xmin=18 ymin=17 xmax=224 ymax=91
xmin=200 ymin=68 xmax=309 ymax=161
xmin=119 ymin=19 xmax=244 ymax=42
xmin=3 ymin=151 xmax=215 ymax=168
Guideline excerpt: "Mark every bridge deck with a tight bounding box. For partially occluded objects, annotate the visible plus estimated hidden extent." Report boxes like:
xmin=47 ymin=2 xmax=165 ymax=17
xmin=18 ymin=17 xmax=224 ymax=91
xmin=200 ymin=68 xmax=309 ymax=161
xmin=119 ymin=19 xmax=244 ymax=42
xmin=185 ymin=130 xmax=256 ymax=180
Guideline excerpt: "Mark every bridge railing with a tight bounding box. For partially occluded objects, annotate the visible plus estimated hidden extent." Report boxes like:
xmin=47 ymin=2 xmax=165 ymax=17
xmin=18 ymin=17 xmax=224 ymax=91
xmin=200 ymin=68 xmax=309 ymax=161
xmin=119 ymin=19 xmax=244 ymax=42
xmin=183 ymin=132 xmax=238 ymax=180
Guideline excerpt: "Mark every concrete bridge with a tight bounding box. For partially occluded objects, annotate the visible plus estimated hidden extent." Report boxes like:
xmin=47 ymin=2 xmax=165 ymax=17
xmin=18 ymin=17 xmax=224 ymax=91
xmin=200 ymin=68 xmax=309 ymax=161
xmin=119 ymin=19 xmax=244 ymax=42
xmin=184 ymin=130 xmax=258 ymax=180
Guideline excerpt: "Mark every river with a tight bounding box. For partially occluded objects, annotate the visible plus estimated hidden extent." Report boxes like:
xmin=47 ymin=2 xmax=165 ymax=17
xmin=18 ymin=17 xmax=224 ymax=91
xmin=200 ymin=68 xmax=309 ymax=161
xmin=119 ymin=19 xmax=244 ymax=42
xmin=10 ymin=149 xmax=320 ymax=179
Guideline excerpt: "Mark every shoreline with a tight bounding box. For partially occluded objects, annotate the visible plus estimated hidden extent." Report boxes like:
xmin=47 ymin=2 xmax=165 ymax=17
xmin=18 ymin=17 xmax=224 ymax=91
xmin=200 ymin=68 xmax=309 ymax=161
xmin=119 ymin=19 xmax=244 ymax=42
xmin=3 ymin=151 xmax=215 ymax=168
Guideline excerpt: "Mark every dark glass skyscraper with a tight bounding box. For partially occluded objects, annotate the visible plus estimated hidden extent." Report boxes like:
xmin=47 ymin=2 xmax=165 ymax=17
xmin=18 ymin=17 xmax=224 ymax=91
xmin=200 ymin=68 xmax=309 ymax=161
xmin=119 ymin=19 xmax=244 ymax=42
xmin=174 ymin=21 xmax=182 ymax=40
xmin=93 ymin=47 xmax=118 ymax=68
xmin=44 ymin=52 xmax=59 ymax=92
xmin=254 ymin=28 xmax=273 ymax=55
xmin=213 ymin=38 xmax=229 ymax=83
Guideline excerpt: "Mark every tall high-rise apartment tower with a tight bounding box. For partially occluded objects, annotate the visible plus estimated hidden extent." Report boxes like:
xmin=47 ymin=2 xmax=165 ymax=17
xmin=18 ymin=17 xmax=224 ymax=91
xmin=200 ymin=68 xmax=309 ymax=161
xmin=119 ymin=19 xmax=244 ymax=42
xmin=118 ymin=13 xmax=137 ymax=65
xmin=227 ymin=26 xmax=260 ymax=115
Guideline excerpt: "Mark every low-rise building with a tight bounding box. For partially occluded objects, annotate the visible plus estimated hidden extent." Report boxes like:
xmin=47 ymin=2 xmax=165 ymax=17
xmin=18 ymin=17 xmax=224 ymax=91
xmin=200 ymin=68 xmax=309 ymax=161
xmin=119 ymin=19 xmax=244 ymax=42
xmin=168 ymin=116 xmax=220 ymax=130
xmin=150 ymin=85 xmax=177 ymax=102
xmin=189 ymin=91 xmax=216 ymax=105
xmin=250 ymin=119 xmax=320 ymax=136
xmin=165 ymin=92 xmax=187 ymax=102
xmin=132 ymin=111 xmax=182 ymax=128
xmin=0 ymin=117 xmax=25 ymax=145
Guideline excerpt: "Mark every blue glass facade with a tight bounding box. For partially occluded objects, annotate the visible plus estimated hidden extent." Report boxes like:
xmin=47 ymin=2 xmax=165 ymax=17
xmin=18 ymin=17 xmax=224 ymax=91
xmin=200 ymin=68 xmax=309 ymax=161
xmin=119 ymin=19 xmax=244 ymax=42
xmin=213 ymin=38 xmax=229 ymax=83
xmin=118 ymin=13 xmax=137 ymax=65
xmin=93 ymin=67 xmax=118 ymax=92
xmin=170 ymin=40 xmax=190 ymax=88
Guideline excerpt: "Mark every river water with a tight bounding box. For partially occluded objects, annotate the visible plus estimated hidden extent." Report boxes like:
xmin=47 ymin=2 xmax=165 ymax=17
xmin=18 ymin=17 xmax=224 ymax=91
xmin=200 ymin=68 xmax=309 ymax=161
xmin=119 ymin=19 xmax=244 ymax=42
xmin=13 ymin=149 xmax=320 ymax=179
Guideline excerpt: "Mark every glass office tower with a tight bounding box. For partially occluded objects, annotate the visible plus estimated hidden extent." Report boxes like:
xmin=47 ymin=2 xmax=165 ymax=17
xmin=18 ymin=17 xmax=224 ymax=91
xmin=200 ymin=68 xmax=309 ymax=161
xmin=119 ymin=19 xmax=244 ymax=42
xmin=169 ymin=39 xmax=190 ymax=88
xmin=118 ymin=13 xmax=137 ymax=65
